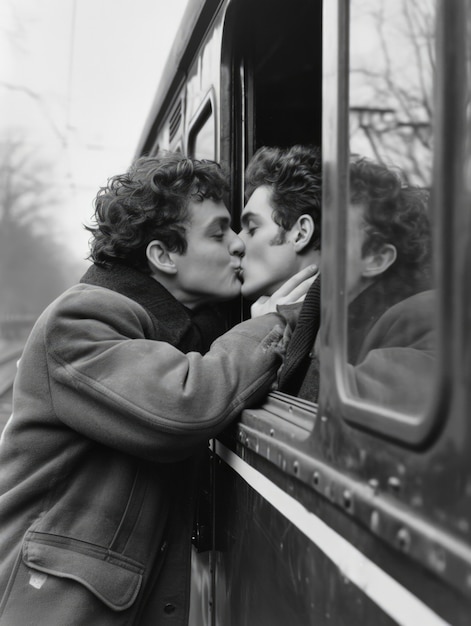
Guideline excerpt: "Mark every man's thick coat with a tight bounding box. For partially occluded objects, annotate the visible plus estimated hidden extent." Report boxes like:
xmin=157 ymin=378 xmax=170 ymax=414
xmin=0 ymin=265 xmax=286 ymax=625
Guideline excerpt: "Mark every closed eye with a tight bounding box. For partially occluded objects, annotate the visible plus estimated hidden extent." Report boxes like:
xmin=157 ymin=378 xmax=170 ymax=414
xmin=241 ymin=219 xmax=258 ymax=237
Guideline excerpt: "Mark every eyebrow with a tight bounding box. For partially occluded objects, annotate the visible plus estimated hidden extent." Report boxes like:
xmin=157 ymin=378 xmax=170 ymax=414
xmin=205 ymin=216 xmax=231 ymax=232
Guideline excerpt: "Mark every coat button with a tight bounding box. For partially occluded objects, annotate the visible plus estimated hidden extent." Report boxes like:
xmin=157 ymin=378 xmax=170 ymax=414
xmin=164 ymin=603 xmax=176 ymax=614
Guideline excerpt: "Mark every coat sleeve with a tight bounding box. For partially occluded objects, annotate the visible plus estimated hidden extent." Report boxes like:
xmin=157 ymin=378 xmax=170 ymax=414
xmin=44 ymin=286 xmax=286 ymax=461
xmin=346 ymin=347 xmax=435 ymax=415
xmin=345 ymin=292 xmax=436 ymax=415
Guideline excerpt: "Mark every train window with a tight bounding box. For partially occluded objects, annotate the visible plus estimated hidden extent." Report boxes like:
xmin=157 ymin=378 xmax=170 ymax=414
xmin=245 ymin=0 xmax=322 ymax=153
xmin=337 ymin=0 xmax=438 ymax=443
xmin=188 ymin=99 xmax=216 ymax=160
xmin=221 ymin=0 xmax=322 ymax=164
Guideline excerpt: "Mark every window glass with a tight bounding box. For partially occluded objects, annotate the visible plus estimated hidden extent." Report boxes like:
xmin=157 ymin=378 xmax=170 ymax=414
xmin=345 ymin=0 xmax=437 ymax=416
xmin=466 ymin=1 xmax=471 ymax=188
xmin=188 ymin=105 xmax=215 ymax=160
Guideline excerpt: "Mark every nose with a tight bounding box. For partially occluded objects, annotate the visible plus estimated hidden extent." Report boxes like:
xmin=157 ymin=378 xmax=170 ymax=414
xmin=228 ymin=229 xmax=245 ymax=257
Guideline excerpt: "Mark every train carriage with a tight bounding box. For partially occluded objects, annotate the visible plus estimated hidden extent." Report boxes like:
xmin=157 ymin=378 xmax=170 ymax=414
xmin=136 ymin=1 xmax=471 ymax=624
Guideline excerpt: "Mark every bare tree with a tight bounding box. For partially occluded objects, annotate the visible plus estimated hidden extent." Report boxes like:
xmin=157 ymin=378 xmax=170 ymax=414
xmin=0 ymin=135 xmax=80 ymax=327
xmin=349 ymin=0 xmax=435 ymax=186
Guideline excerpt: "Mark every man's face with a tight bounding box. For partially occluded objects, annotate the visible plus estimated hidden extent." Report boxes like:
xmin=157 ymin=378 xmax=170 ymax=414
xmin=171 ymin=199 xmax=244 ymax=308
xmin=239 ymin=185 xmax=300 ymax=300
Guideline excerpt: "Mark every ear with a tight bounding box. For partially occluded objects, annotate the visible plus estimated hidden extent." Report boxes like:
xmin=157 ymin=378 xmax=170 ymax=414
xmin=146 ymin=240 xmax=178 ymax=275
xmin=292 ymin=214 xmax=315 ymax=253
xmin=362 ymin=243 xmax=397 ymax=278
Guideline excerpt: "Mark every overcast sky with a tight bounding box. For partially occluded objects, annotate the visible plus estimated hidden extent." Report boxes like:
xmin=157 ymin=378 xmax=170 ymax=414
xmin=1 ymin=0 xmax=188 ymax=269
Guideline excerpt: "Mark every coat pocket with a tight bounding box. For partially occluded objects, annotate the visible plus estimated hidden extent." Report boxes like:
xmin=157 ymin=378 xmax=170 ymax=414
xmin=23 ymin=530 xmax=144 ymax=611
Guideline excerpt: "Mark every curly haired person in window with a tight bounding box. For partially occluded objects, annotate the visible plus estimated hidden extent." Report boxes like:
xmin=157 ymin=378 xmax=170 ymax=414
xmin=239 ymin=144 xmax=322 ymax=302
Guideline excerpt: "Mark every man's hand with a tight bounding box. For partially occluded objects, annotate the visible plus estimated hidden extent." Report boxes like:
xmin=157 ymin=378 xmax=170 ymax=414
xmin=250 ymin=265 xmax=319 ymax=318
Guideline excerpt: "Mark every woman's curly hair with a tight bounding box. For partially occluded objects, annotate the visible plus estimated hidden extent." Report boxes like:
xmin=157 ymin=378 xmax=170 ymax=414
xmin=245 ymin=145 xmax=322 ymax=250
xmin=86 ymin=152 xmax=229 ymax=272
xmin=350 ymin=156 xmax=432 ymax=282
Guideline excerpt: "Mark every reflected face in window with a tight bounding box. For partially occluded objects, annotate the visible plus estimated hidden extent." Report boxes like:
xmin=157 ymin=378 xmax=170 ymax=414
xmin=346 ymin=203 xmax=370 ymax=301
xmin=239 ymin=185 xmax=300 ymax=299
xmin=346 ymin=201 xmax=398 ymax=303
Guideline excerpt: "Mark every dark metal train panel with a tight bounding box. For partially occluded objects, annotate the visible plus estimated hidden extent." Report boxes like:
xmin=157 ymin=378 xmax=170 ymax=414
xmin=213 ymin=442 xmax=454 ymax=626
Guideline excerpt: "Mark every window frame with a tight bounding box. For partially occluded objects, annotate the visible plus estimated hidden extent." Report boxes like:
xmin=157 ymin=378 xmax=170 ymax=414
xmin=187 ymin=89 xmax=217 ymax=161
xmin=321 ymin=0 xmax=455 ymax=447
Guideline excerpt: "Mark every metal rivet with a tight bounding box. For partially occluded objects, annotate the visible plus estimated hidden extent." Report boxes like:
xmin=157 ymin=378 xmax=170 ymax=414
xmin=313 ymin=471 xmax=320 ymax=487
xmin=397 ymin=528 xmax=411 ymax=552
xmin=368 ymin=478 xmax=379 ymax=495
xmin=370 ymin=510 xmax=380 ymax=532
xmin=343 ymin=490 xmax=353 ymax=511
xmin=164 ymin=603 xmax=176 ymax=614
xmin=293 ymin=461 xmax=299 ymax=475
xmin=388 ymin=476 xmax=401 ymax=493
xmin=429 ymin=547 xmax=446 ymax=573
xmin=270 ymin=428 xmax=275 ymax=437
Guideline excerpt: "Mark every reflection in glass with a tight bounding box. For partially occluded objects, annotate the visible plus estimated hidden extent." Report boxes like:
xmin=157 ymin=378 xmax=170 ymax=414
xmin=345 ymin=0 xmax=436 ymax=415
xmin=349 ymin=0 xmax=434 ymax=186
xmin=189 ymin=108 xmax=215 ymax=160
xmin=466 ymin=0 xmax=471 ymax=197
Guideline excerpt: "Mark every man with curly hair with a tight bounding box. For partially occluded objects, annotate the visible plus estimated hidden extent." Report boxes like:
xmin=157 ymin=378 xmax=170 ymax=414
xmin=0 ymin=152 xmax=312 ymax=625
xmin=279 ymin=155 xmax=435 ymax=414
xmin=239 ymin=144 xmax=322 ymax=302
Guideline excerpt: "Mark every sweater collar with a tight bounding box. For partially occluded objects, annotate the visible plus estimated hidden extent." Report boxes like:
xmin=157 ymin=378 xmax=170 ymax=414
xmin=80 ymin=263 xmax=193 ymax=344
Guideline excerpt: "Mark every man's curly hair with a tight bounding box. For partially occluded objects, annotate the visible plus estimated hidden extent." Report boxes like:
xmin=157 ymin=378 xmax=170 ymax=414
xmin=86 ymin=152 xmax=229 ymax=272
xmin=350 ymin=156 xmax=432 ymax=282
xmin=245 ymin=145 xmax=322 ymax=250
